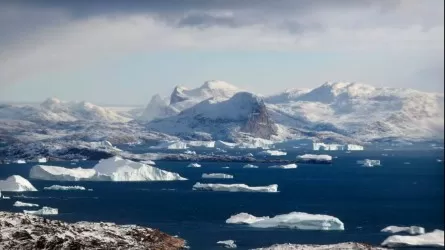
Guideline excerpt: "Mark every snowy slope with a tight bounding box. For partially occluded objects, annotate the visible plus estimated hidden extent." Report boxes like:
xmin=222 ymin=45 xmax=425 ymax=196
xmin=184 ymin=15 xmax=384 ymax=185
xmin=139 ymin=95 xmax=179 ymax=122
xmin=148 ymin=92 xmax=278 ymax=140
xmin=0 ymin=98 xmax=130 ymax=123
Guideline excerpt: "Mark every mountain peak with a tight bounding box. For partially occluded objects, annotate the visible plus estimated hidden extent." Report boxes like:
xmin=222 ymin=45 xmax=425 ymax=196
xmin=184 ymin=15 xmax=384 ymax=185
xmin=41 ymin=97 xmax=62 ymax=108
xmin=201 ymin=80 xmax=238 ymax=91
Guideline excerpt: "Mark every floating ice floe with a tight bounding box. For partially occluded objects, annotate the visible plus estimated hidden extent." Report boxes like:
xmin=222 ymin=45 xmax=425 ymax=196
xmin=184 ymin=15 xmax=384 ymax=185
xmin=37 ymin=157 xmax=47 ymax=163
xmin=226 ymin=212 xmax=344 ymax=231
xmin=257 ymin=150 xmax=287 ymax=156
xmin=193 ymin=183 xmax=278 ymax=193
xmin=187 ymin=163 xmax=201 ymax=168
xmin=140 ymin=160 xmax=156 ymax=165
xmin=217 ymin=240 xmax=237 ymax=248
xmin=381 ymin=225 xmax=425 ymax=235
xmin=184 ymin=150 xmax=197 ymax=155
xmin=357 ymin=159 xmax=381 ymax=167
xmin=253 ymin=242 xmax=386 ymax=250
xmin=222 ymin=166 xmax=230 ymax=169
xmin=202 ymin=173 xmax=234 ymax=179
xmin=24 ymin=206 xmax=58 ymax=215
xmin=15 ymin=159 xmax=26 ymax=164
xmin=0 ymin=175 xmax=37 ymax=192
xmin=268 ymin=164 xmax=297 ymax=169
xmin=296 ymin=154 xmax=332 ymax=163
xmin=381 ymin=229 xmax=444 ymax=248
xmin=243 ymin=164 xmax=259 ymax=169
xmin=30 ymin=156 xmax=187 ymax=182
xmin=2 ymin=196 xmax=11 ymax=199
xmin=13 ymin=201 xmax=39 ymax=207
xmin=44 ymin=185 xmax=87 ymax=191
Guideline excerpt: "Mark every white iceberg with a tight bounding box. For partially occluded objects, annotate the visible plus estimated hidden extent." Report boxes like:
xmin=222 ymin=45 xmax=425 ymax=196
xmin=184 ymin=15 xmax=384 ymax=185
xmin=296 ymin=154 xmax=332 ymax=162
xmin=217 ymin=240 xmax=237 ymax=248
xmin=15 ymin=159 xmax=26 ymax=164
xmin=187 ymin=163 xmax=201 ymax=168
xmin=140 ymin=160 xmax=156 ymax=165
xmin=268 ymin=164 xmax=297 ymax=169
xmin=2 ymin=196 xmax=11 ymax=199
xmin=0 ymin=175 xmax=37 ymax=192
xmin=30 ymin=156 xmax=187 ymax=182
xmin=202 ymin=173 xmax=234 ymax=179
xmin=24 ymin=206 xmax=58 ymax=215
xmin=151 ymin=141 xmax=189 ymax=149
xmin=193 ymin=182 xmax=278 ymax=193
xmin=243 ymin=164 xmax=259 ymax=169
xmin=357 ymin=159 xmax=381 ymax=167
xmin=381 ymin=229 xmax=444 ymax=248
xmin=44 ymin=185 xmax=87 ymax=191
xmin=258 ymin=150 xmax=287 ymax=156
xmin=226 ymin=212 xmax=344 ymax=231
xmin=37 ymin=157 xmax=47 ymax=163
xmin=222 ymin=166 xmax=230 ymax=169
xmin=312 ymin=143 xmax=364 ymax=151
xmin=13 ymin=201 xmax=39 ymax=207
xmin=184 ymin=150 xmax=197 ymax=155
xmin=381 ymin=225 xmax=425 ymax=235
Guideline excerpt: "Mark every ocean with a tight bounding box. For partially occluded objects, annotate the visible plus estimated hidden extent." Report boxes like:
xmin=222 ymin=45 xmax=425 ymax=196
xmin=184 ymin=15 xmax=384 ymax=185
xmin=0 ymin=150 xmax=443 ymax=249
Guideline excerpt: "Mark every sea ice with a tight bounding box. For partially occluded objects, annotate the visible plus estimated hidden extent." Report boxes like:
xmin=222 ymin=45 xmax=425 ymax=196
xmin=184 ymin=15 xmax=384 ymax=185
xmin=226 ymin=211 xmax=344 ymax=231
xmin=243 ymin=164 xmax=259 ymax=169
xmin=187 ymin=163 xmax=201 ymax=168
xmin=0 ymin=175 xmax=37 ymax=192
xmin=24 ymin=206 xmax=58 ymax=215
xmin=13 ymin=201 xmax=39 ymax=207
xmin=44 ymin=185 xmax=87 ymax=191
xmin=193 ymin=183 xmax=278 ymax=193
xmin=381 ymin=225 xmax=425 ymax=235
xmin=381 ymin=229 xmax=444 ymax=248
xmin=258 ymin=150 xmax=287 ymax=156
xmin=268 ymin=164 xmax=297 ymax=169
xmin=217 ymin=240 xmax=237 ymax=248
xmin=202 ymin=173 xmax=234 ymax=179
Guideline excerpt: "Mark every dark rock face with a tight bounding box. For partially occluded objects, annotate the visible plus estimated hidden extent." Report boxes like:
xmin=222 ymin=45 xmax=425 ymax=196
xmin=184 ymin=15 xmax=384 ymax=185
xmin=0 ymin=211 xmax=186 ymax=250
xmin=241 ymin=99 xmax=278 ymax=139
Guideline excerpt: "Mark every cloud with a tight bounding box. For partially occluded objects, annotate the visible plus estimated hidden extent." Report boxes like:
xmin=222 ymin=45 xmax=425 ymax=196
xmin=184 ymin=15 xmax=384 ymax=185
xmin=0 ymin=0 xmax=443 ymax=87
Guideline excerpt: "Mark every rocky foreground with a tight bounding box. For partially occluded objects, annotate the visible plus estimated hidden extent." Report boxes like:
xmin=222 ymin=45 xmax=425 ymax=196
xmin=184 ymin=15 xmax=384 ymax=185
xmin=0 ymin=211 xmax=185 ymax=250
xmin=253 ymin=242 xmax=389 ymax=250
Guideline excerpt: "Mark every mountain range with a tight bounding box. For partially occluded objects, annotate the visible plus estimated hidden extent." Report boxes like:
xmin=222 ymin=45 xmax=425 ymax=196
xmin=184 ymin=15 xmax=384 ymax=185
xmin=0 ymin=80 xmax=443 ymax=144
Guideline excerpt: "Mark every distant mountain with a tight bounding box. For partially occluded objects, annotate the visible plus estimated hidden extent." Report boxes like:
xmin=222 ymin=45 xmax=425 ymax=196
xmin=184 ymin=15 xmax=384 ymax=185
xmin=0 ymin=98 xmax=130 ymax=123
xmin=148 ymin=92 xmax=278 ymax=141
xmin=138 ymin=95 xmax=179 ymax=122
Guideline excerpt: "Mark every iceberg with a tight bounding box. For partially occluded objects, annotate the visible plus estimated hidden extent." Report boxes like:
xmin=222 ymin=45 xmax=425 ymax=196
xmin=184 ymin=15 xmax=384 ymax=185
xmin=296 ymin=154 xmax=332 ymax=163
xmin=151 ymin=141 xmax=189 ymax=150
xmin=312 ymin=143 xmax=364 ymax=151
xmin=202 ymin=173 xmax=234 ymax=179
xmin=346 ymin=144 xmax=364 ymax=151
xmin=381 ymin=225 xmax=425 ymax=235
xmin=2 ymin=196 xmax=10 ymax=199
xmin=268 ymin=164 xmax=297 ymax=169
xmin=44 ymin=185 xmax=87 ymax=191
xmin=222 ymin=166 xmax=230 ymax=169
xmin=30 ymin=156 xmax=187 ymax=182
xmin=187 ymin=163 xmax=201 ymax=168
xmin=184 ymin=150 xmax=197 ymax=155
xmin=258 ymin=150 xmax=287 ymax=156
xmin=13 ymin=201 xmax=39 ymax=207
xmin=381 ymin=229 xmax=444 ymax=248
xmin=0 ymin=175 xmax=37 ymax=192
xmin=140 ymin=160 xmax=156 ymax=165
xmin=217 ymin=240 xmax=237 ymax=249
xmin=15 ymin=159 xmax=26 ymax=164
xmin=243 ymin=164 xmax=259 ymax=169
xmin=24 ymin=206 xmax=58 ymax=215
xmin=193 ymin=182 xmax=278 ymax=193
xmin=226 ymin=211 xmax=344 ymax=231
xmin=37 ymin=157 xmax=47 ymax=163
xmin=357 ymin=159 xmax=381 ymax=167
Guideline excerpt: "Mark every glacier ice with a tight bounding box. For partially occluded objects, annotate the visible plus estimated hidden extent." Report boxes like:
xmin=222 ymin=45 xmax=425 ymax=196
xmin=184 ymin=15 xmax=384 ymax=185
xmin=258 ymin=150 xmax=287 ymax=156
xmin=268 ymin=164 xmax=297 ymax=169
xmin=243 ymin=164 xmax=259 ymax=169
xmin=24 ymin=206 xmax=58 ymax=215
xmin=13 ymin=201 xmax=39 ymax=207
xmin=0 ymin=175 xmax=37 ymax=192
xmin=202 ymin=173 xmax=234 ymax=179
xmin=30 ymin=156 xmax=187 ymax=182
xmin=312 ymin=143 xmax=364 ymax=151
xmin=15 ymin=159 xmax=26 ymax=164
xmin=37 ymin=157 xmax=47 ymax=163
xmin=187 ymin=163 xmax=201 ymax=168
xmin=193 ymin=182 xmax=278 ymax=193
xmin=44 ymin=185 xmax=87 ymax=191
xmin=296 ymin=154 xmax=332 ymax=162
xmin=217 ymin=240 xmax=237 ymax=249
xmin=381 ymin=229 xmax=444 ymax=248
xmin=357 ymin=159 xmax=381 ymax=167
xmin=226 ymin=211 xmax=344 ymax=231
xmin=381 ymin=225 xmax=425 ymax=235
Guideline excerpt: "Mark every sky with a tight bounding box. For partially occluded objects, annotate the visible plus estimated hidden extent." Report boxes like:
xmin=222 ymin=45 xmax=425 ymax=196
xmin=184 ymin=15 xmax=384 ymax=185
xmin=0 ymin=0 xmax=443 ymax=106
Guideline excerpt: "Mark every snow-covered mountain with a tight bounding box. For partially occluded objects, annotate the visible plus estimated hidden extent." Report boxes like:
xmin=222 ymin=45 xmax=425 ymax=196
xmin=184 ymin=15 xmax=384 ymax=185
xmin=138 ymin=95 xmax=179 ymax=122
xmin=267 ymin=82 xmax=444 ymax=141
xmin=148 ymin=92 xmax=278 ymax=141
xmin=0 ymin=98 xmax=130 ymax=123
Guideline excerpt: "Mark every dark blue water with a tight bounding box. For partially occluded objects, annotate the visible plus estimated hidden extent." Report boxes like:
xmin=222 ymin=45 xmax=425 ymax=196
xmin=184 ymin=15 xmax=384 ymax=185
xmin=0 ymin=150 xmax=443 ymax=249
